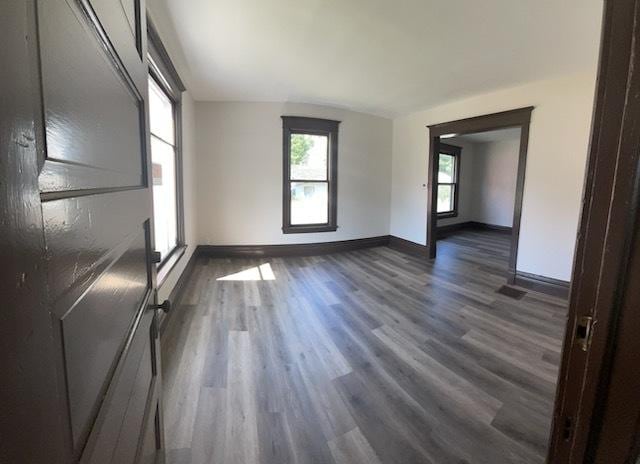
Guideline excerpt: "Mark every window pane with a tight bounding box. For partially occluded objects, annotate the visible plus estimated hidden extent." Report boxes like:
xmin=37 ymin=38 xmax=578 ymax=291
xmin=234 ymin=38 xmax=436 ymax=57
xmin=290 ymin=182 xmax=328 ymax=225
xmin=438 ymin=154 xmax=455 ymax=183
xmin=290 ymin=134 xmax=328 ymax=180
xmin=437 ymin=184 xmax=454 ymax=213
xmin=148 ymin=76 xmax=175 ymax=144
xmin=151 ymin=136 xmax=178 ymax=260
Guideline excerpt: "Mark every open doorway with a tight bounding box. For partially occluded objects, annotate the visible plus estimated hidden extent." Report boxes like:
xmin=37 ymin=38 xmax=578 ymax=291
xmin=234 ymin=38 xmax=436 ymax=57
xmin=427 ymin=107 xmax=532 ymax=284
xmin=435 ymin=128 xmax=522 ymax=282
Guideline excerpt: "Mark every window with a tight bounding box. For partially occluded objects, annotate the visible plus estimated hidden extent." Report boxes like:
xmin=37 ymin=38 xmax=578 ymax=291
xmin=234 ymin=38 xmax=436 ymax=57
xmin=148 ymin=22 xmax=185 ymax=276
xmin=282 ymin=116 xmax=340 ymax=233
xmin=148 ymin=76 xmax=178 ymax=261
xmin=437 ymin=143 xmax=461 ymax=218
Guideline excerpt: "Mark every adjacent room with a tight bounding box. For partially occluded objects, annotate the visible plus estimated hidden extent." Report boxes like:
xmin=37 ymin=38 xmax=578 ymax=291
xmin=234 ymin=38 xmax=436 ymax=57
xmin=434 ymin=128 xmax=527 ymax=293
xmin=14 ymin=1 xmax=640 ymax=464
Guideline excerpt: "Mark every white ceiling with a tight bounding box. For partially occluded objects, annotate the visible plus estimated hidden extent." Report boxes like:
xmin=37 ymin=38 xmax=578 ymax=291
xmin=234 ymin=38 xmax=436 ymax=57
xmin=155 ymin=0 xmax=603 ymax=117
xmin=451 ymin=127 xmax=521 ymax=143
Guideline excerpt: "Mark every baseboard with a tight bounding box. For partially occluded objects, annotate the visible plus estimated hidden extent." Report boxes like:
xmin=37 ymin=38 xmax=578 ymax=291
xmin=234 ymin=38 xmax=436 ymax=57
xmin=159 ymin=250 xmax=200 ymax=335
xmin=513 ymin=271 xmax=570 ymax=299
xmin=437 ymin=222 xmax=470 ymax=237
xmin=468 ymin=221 xmax=512 ymax=234
xmin=437 ymin=221 xmax=512 ymax=237
xmin=197 ymin=235 xmax=390 ymax=258
xmin=388 ymin=235 xmax=429 ymax=258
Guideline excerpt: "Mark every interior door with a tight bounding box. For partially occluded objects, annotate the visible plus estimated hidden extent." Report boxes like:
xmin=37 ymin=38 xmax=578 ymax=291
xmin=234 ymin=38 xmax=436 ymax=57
xmin=589 ymin=204 xmax=640 ymax=462
xmin=547 ymin=0 xmax=640 ymax=462
xmin=36 ymin=0 xmax=163 ymax=462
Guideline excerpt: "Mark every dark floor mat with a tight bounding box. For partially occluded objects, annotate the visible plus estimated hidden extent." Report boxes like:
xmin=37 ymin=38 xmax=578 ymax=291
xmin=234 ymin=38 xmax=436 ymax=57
xmin=496 ymin=285 xmax=527 ymax=300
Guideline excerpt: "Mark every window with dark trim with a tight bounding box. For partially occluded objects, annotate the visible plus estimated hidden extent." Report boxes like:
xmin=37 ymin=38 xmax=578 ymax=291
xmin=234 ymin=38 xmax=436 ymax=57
xmin=281 ymin=116 xmax=340 ymax=234
xmin=436 ymin=143 xmax=461 ymax=218
xmin=147 ymin=20 xmax=186 ymax=281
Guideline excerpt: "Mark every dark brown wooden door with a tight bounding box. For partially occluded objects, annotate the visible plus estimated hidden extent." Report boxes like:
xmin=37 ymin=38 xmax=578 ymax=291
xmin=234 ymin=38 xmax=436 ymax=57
xmin=547 ymin=0 xmax=640 ymax=462
xmin=36 ymin=0 xmax=163 ymax=462
xmin=589 ymin=208 xmax=640 ymax=462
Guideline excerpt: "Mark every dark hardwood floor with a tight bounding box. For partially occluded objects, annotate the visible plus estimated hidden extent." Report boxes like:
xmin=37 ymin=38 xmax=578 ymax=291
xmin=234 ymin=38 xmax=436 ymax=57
xmin=161 ymin=230 xmax=567 ymax=464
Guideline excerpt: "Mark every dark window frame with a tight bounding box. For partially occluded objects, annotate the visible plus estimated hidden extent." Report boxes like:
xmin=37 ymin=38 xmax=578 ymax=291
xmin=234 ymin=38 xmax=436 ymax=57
xmin=281 ymin=116 xmax=340 ymax=234
xmin=436 ymin=142 xmax=461 ymax=219
xmin=147 ymin=19 xmax=186 ymax=284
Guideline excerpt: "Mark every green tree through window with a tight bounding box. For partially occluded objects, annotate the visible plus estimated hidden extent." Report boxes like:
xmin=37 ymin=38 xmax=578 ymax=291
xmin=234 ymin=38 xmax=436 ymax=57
xmin=290 ymin=134 xmax=315 ymax=165
xmin=439 ymin=155 xmax=453 ymax=181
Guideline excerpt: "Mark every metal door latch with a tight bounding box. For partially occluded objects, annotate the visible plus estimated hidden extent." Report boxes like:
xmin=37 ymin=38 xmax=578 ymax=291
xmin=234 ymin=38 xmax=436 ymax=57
xmin=576 ymin=316 xmax=595 ymax=352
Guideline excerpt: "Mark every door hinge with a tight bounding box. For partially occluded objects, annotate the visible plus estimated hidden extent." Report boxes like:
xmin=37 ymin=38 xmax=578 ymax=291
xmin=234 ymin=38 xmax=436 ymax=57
xmin=576 ymin=316 xmax=595 ymax=352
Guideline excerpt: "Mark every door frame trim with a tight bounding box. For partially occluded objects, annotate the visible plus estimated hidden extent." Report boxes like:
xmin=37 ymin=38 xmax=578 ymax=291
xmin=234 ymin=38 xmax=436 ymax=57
xmin=426 ymin=106 xmax=533 ymax=282
xmin=547 ymin=0 xmax=640 ymax=461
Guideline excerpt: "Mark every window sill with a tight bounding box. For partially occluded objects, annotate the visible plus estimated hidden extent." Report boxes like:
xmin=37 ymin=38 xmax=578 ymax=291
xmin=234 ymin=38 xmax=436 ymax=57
xmin=282 ymin=225 xmax=338 ymax=234
xmin=157 ymin=245 xmax=187 ymax=288
xmin=437 ymin=212 xmax=458 ymax=219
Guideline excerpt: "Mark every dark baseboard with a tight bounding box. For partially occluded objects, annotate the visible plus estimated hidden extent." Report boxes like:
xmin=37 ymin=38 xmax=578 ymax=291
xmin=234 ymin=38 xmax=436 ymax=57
xmin=437 ymin=222 xmax=470 ymax=237
xmin=159 ymin=249 xmax=199 ymax=335
xmin=437 ymin=221 xmax=512 ymax=237
xmin=513 ymin=271 xmax=570 ymax=300
xmin=388 ymin=235 xmax=429 ymax=258
xmin=468 ymin=221 xmax=512 ymax=234
xmin=197 ymin=235 xmax=390 ymax=258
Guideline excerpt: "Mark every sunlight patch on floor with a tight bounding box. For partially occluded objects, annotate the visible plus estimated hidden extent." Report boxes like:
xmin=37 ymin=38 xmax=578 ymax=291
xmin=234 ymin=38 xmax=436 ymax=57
xmin=217 ymin=262 xmax=276 ymax=281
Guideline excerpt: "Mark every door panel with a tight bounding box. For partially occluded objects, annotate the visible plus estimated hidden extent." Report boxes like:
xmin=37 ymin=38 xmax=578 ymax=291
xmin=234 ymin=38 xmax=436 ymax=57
xmin=89 ymin=0 xmax=147 ymax=92
xmin=38 ymin=0 xmax=145 ymax=193
xmin=60 ymin=229 xmax=149 ymax=445
xmin=43 ymin=189 xmax=150 ymax=304
xmin=36 ymin=0 xmax=163 ymax=461
xmin=79 ymin=307 xmax=155 ymax=464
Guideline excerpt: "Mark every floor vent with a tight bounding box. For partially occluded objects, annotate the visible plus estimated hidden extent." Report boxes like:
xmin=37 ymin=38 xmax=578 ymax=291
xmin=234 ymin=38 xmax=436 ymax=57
xmin=496 ymin=285 xmax=527 ymax=300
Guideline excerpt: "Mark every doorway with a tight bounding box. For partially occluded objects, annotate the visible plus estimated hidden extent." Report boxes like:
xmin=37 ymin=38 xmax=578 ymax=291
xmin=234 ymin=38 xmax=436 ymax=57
xmin=427 ymin=107 xmax=533 ymax=283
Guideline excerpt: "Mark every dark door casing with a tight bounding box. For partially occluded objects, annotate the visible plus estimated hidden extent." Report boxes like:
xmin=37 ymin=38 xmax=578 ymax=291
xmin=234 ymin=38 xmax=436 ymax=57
xmin=547 ymin=0 xmax=640 ymax=462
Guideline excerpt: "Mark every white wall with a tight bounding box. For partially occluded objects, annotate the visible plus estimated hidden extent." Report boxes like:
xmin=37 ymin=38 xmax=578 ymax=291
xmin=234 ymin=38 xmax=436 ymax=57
xmin=158 ymin=92 xmax=198 ymax=301
xmin=471 ymin=138 xmax=520 ymax=227
xmin=437 ymin=137 xmax=520 ymax=228
xmin=391 ymin=73 xmax=597 ymax=281
xmin=196 ymin=102 xmax=393 ymax=245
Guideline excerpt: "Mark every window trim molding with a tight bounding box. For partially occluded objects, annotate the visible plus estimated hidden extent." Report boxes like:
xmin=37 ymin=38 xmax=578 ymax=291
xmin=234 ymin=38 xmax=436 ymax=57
xmin=436 ymin=142 xmax=461 ymax=219
xmin=147 ymin=19 xmax=186 ymax=274
xmin=147 ymin=18 xmax=185 ymax=98
xmin=281 ymin=116 xmax=340 ymax=234
xmin=156 ymin=244 xmax=187 ymax=287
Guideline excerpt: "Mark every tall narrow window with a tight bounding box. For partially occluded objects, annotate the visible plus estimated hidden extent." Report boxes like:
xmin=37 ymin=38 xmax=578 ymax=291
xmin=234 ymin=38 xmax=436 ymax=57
xmin=148 ymin=75 xmax=178 ymax=261
xmin=282 ymin=116 xmax=340 ymax=233
xmin=148 ymin=21 xmax=186 ymax=279
xmin=437 ymin=143 xmax=461 ymax=218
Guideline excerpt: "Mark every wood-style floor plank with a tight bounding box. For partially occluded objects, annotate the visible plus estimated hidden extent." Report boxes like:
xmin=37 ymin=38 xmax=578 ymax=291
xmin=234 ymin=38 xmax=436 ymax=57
xmin=161 ymin=230 xmax=567 ymax=464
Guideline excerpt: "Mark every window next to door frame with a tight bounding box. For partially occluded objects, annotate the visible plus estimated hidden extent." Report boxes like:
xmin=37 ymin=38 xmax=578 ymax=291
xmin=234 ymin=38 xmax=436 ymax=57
xmin=281 ymin=116 xmax=340 ymax=234
xmin=437 ymin=142 xmax=461 ymax=219
xmin=147 ymin=20 xmax=186 ymax=284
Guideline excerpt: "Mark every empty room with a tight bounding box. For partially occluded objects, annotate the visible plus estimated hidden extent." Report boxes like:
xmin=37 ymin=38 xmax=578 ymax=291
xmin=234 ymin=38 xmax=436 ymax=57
xmin=5 ymin=1 xmax=640 ymax=464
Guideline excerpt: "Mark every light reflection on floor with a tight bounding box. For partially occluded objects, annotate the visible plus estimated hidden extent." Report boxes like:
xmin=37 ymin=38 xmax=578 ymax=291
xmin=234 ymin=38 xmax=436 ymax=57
xmin=216 ymin=262 xmax=276 ymax=281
